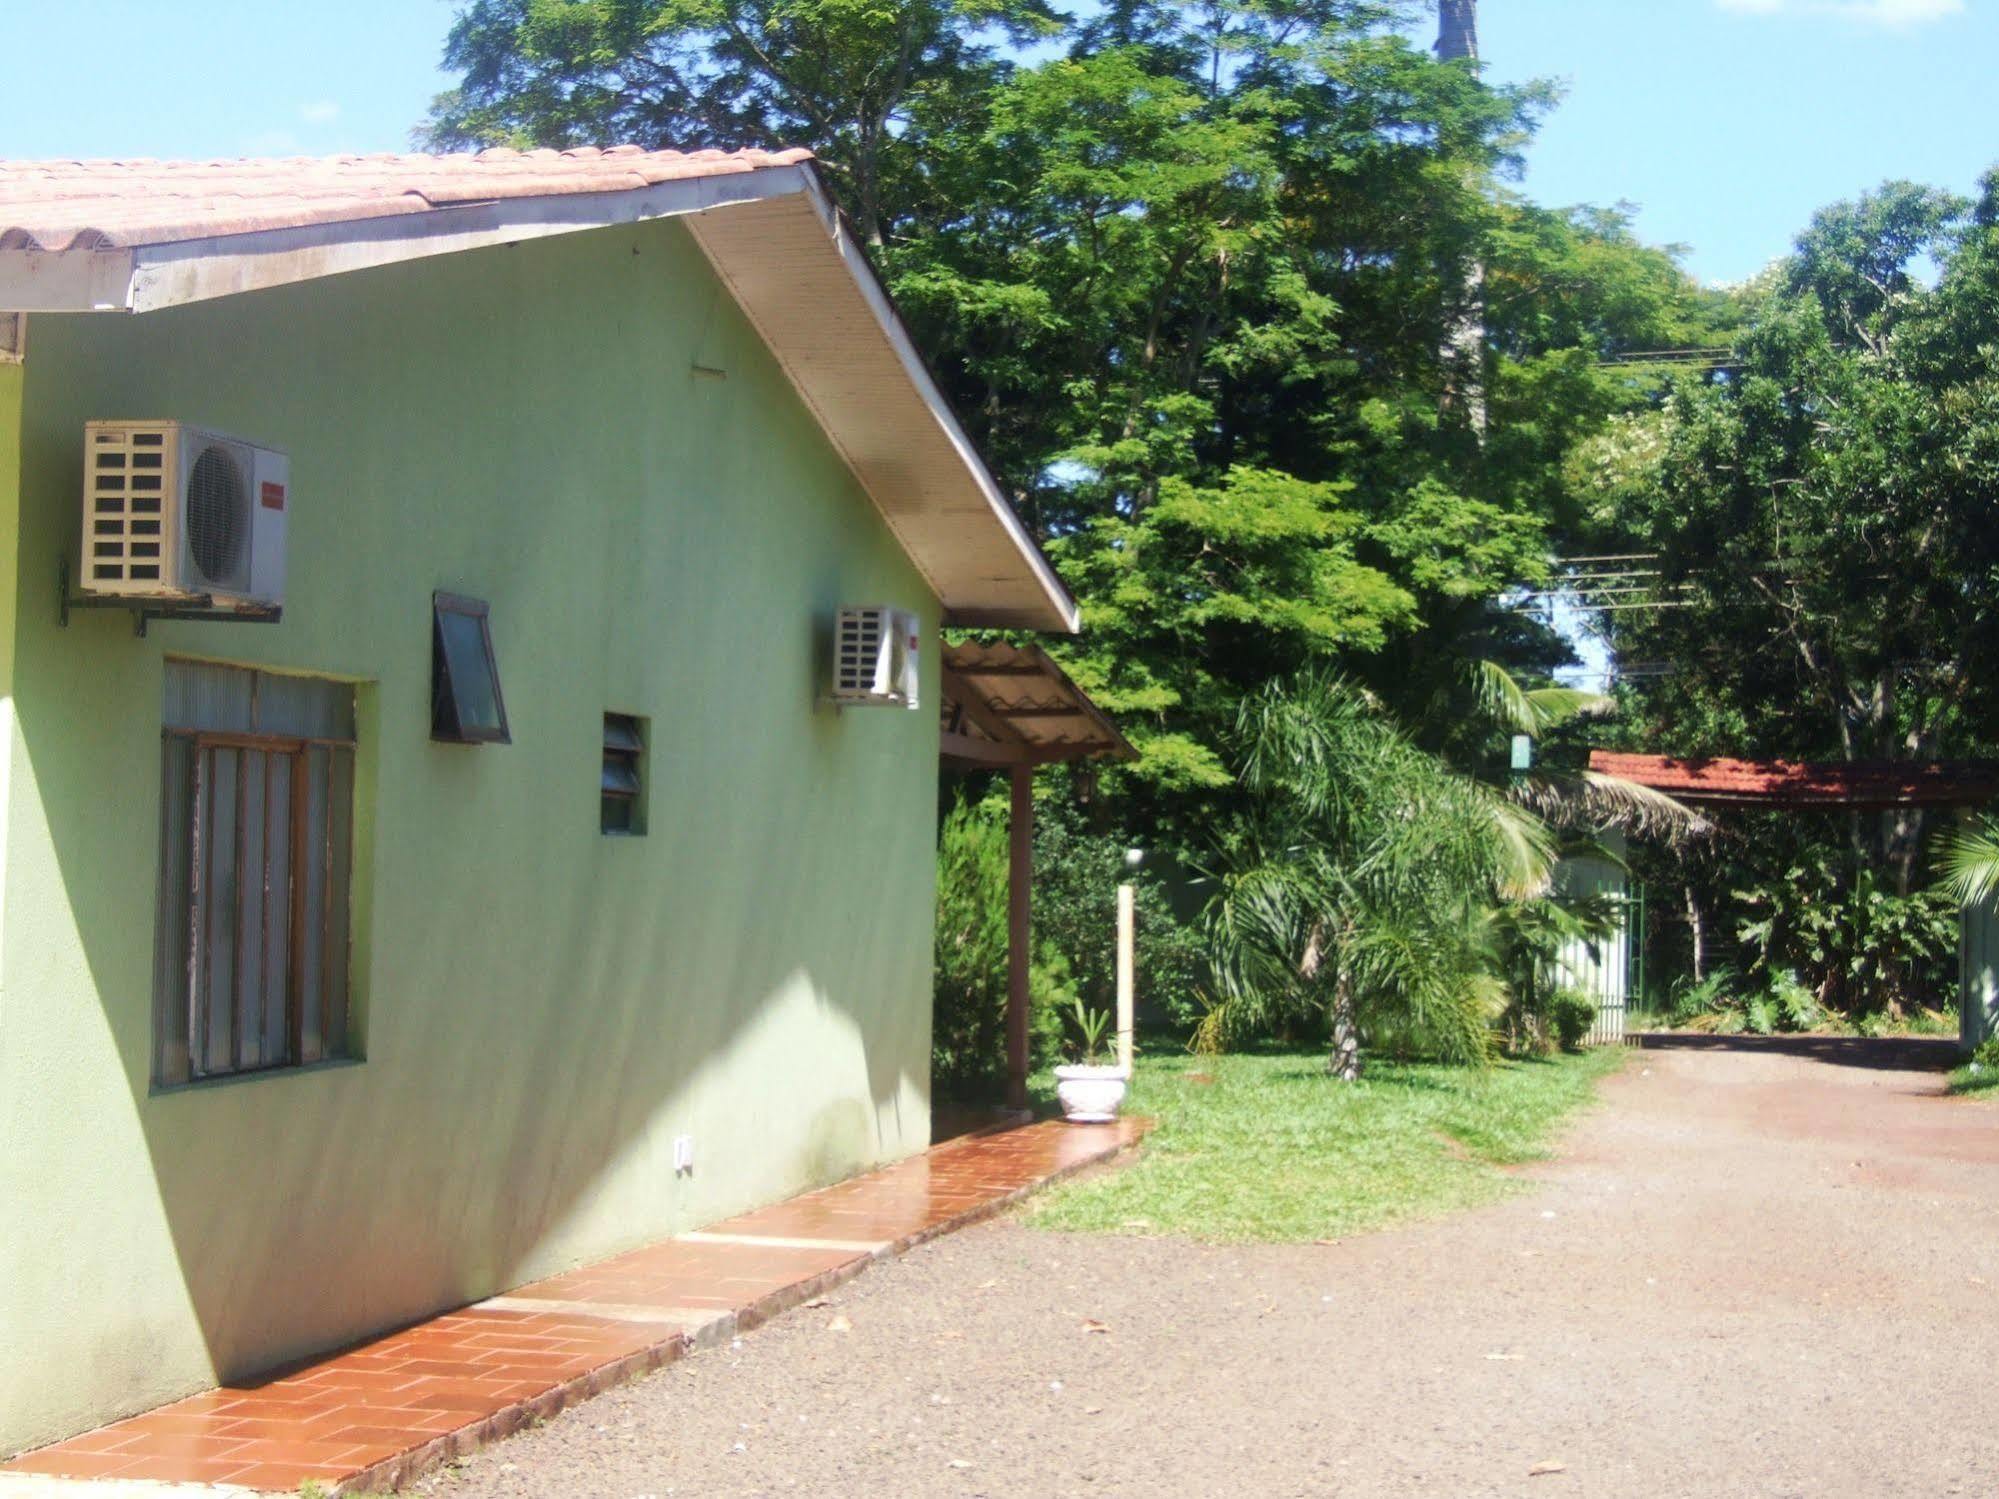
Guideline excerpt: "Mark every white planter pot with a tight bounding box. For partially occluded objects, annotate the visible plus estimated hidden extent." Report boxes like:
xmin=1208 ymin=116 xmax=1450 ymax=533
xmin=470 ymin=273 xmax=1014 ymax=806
xmin=1054 ymin=1064 xmax=1128 ymax=1123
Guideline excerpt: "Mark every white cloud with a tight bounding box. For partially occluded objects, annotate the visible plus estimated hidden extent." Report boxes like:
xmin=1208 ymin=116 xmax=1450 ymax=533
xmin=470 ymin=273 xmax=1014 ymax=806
xmin=299 ymin=100 xmax=341 ymax=124
xmin=1716 ymin=0 xmax=1964 ymax=23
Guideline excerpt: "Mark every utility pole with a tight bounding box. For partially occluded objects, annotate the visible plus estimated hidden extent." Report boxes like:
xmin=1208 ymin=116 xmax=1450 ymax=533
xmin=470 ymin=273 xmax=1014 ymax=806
xmin=1436 ymin=0 xmax=1487 ymax=440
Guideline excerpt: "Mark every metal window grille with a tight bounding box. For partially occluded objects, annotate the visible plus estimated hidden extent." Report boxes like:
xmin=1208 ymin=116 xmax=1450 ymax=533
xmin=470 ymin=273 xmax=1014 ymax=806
xmin=153 ymin=663 xmax=356 ymax=1085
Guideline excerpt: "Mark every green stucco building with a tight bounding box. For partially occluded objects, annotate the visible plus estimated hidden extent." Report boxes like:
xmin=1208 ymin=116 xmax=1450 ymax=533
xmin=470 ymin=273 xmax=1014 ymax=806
xmin=0 ymin=148 xmax=1076 ymax=1455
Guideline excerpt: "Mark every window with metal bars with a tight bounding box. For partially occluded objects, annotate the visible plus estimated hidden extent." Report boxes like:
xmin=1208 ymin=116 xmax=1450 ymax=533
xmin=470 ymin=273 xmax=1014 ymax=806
xmin=153 ymin=661 xmax=356 ymax=1086
xmin=601 ymin=713 xmax=646 ymax=835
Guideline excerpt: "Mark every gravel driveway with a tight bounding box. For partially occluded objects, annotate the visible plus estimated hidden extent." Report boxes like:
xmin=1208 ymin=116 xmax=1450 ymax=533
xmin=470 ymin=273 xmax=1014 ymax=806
xmin=421 ymin=1037 xmax=1999 ymax=1498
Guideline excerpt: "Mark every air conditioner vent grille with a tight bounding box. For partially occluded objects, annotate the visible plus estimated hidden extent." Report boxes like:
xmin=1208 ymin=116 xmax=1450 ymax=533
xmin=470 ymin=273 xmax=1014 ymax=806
xmin=83 ymin=426 xmax=168 ymax=584
xmin=185 ymin=444 xmax=248 ymax=587
xmin=832 ymin=606 xmax=920 ymax=709
xmin=835 ymin=611 xmax=886 ymax=697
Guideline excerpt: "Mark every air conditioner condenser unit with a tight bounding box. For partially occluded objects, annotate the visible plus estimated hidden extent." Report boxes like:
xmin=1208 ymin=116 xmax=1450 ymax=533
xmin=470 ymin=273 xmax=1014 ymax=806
xmin=833 ymin=606 xmax=920 ymax=708
xmin=79 ymin=420 xmax=288 ymax=610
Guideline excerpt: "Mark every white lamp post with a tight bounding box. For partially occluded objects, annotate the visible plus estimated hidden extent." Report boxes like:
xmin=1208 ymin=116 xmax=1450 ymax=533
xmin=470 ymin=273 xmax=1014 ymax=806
xmin=1117 ymin=849 xmax=1142 ymax=1078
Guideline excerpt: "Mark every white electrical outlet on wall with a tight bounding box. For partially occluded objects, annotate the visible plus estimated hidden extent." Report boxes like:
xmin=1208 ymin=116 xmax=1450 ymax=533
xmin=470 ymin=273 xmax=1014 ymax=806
xmin=672 ymin=1135 xmax=695 ymax=1174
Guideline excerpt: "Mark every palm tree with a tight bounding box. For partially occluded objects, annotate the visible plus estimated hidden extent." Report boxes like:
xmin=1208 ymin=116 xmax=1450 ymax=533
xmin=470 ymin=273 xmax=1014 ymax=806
xmin=1470 ymin=659 xmax=1707 ymax=846
xmin=1203 ymin=673 xmax=1552 ymax=1079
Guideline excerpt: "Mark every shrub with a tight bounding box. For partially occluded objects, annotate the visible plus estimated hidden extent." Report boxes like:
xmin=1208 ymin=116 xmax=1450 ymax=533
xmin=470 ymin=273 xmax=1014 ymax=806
xmin=1031 ymin=793 xmax=1208 ymax=1031
xmin=1667 ymin=969 xmax=1737 ymax=1027
xmin=932 ymin=794 xmax=1068 ymax=1099
xmin=1734 ymin=859 xmax=1956 ymax=1019
xmin=1666 ymin=966 xmax=1827 ymax=1035
xmin=1550 ymin=988 xmax=1597 ymax=1051
xmin=1743 ymin=994 xmax=1776 ymax=1036
xmin=1768 ymin=968 xmax=1823 ymax=1032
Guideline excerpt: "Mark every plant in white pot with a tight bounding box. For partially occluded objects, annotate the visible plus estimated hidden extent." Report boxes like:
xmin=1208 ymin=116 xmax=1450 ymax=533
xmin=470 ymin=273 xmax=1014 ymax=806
xmin=1054 ymin=999 xmax=1128 ymax=1123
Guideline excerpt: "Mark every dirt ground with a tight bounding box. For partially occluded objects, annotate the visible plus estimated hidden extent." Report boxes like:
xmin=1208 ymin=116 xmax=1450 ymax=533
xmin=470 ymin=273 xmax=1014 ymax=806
xmin=423 ymin=1037 xmax=1999 ymax=1499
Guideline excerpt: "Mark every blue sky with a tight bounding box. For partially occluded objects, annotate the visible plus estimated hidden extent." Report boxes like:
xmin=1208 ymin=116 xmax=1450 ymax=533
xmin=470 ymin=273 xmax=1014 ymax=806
xmin=1482 ymin=0 xmax=1997 ymax=283
xmin=1 ymin=0 xmax=1991 ymax=284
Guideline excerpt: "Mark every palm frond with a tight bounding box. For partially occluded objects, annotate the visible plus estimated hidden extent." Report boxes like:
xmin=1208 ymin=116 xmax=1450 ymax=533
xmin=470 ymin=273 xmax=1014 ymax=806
xmin=1472 ymin=661 xmax=1613 ymax=737
xmin=1511 ymin=770 xmax=1708 ymax=848
xmin=1476 ymin=785 xmax=1558 ymax=899
xmin=1936 ymin=815 xmax=1999 ymax=906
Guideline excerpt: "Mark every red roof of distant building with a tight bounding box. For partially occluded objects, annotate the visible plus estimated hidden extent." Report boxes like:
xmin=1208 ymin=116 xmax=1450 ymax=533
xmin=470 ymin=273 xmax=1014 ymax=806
xmin=1589 ymin=751 xmax=1999 ymax=809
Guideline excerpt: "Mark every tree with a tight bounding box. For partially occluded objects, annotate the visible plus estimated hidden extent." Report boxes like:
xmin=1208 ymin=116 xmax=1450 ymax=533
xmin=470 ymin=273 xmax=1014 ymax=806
xmin=1203 ymin=673 xmax=1551 ymax=1078
xmin=426 ymin=0 xmax=1730 ymax=963
xmin=421 ymin=0 xmax=1061 ymax=246
xmin=1436 ymin=0 xmax=1478 ymax=63
xmin=1606 ymin=175 xmax=1999 ymax=893
xmin=1434 ymin=0 xmax=1486 ymax=436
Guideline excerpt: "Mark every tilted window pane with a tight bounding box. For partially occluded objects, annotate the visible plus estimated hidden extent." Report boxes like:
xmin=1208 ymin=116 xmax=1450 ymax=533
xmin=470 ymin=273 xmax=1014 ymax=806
xmin=433 ymin=595 xmax=510 ymax=744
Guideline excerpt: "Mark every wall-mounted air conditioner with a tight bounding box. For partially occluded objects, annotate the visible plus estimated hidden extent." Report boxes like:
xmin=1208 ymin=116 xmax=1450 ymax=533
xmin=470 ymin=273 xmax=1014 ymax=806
xmin=79 ymin=420 xmax=287 ymax=610
xmin=833 ymin=606 xmax=920 ymax=709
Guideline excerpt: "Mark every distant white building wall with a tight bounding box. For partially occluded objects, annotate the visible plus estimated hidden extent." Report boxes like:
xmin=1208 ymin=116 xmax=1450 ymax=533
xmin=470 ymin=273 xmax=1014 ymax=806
xmin=1960 ymin=892 xmax=1999 ymax=1051
xmin=1553 ymin=850 xmax=1629 ymax=1045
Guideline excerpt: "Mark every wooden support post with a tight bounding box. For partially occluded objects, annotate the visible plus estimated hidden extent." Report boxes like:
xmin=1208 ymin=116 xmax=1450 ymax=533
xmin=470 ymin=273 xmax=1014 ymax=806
xmin=1116 ymin=882 xmax=1135 ymax=1077
xmin=1007 ymin=765 xmax=1034 ymax=1109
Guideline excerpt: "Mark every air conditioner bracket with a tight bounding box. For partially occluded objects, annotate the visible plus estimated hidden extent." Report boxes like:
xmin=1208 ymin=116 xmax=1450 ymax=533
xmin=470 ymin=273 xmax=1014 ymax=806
xmin=58 ymin=555 xmax=284 ymax=638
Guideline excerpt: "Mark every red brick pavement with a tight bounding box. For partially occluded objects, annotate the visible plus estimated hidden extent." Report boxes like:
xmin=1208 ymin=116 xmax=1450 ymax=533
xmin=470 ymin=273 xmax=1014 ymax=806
xmin=0 ymin=1116 xmax=1146 ymax=1495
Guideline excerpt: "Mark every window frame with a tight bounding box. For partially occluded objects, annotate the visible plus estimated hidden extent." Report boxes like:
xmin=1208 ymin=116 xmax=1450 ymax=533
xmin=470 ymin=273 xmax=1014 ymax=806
xmin=431 ymin=591 xmax=511 ymax=745
xmin=153 ymin=665 xmax=358 ymax=1089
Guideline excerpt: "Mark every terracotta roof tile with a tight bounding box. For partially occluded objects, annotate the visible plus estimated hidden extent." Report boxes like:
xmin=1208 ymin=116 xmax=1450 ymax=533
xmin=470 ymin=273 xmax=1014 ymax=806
xmin=1589 ymin=751 xmax=1999 ymax=808
xmin=0 ymin=146 xmax=815 ymax=252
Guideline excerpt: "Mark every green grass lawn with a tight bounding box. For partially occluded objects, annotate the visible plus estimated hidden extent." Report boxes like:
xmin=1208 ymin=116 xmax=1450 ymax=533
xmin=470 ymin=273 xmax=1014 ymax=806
xmin=1028 ymin=1043 xmax=1625 ymax=1244
xmin=1949 ymin=1061 xmax=1999 ymax=1096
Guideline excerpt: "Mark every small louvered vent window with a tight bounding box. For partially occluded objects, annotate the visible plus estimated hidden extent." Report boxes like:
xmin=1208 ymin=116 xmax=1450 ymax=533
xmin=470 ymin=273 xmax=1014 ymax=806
xmin=602 ymin=713 xmax=647 ymax=835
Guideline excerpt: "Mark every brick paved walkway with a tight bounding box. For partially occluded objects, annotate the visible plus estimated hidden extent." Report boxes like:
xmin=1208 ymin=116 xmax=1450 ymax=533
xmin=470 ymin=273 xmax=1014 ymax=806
xmin=0 ymin=1116 xmax=1146 ymax=1496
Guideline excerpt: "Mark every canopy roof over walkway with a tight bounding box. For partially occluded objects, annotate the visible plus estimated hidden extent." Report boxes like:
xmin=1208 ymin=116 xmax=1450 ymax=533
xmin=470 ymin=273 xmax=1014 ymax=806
xmin=938 ymin=640 xmax=1133 ymax=1108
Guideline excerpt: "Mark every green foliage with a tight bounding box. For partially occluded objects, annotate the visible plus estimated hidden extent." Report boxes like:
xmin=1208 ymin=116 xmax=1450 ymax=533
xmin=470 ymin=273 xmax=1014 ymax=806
xmin=932 ymin=794 xmax=1065 ymax=1098
xmin=1482 ymin=890 xmax=1618 ymax=1054
xmin=1030 ymin=790 xmax=1208 ymax=1030
xmin=1937 ymin=813 xmax=1999 ymax=907
xmin=1735 ymin=860 xmax=1956 ymax=1018
xmin=430 ymin=0 xmax=1725 ymax=855
xmin=422 ymin=0 xmax=1062 ymax=245
xmin=1769 ymin=969 xmax=1824 ymax=1033
xmin=1201 ymin=673 xmax=1552 ymax=1076
xmin=1603 ymin=174 xmax=1999 ymax=898
xmin=1664 ymin=968 xmax=1824 ymax=1035
xmin=1063 ymin=997 xmax=1113 ymax=1066
xmin=1549 ymin=988 xmax=1597 ymax=1052
xmin=1053 ymin=466 xmax=1416 ymax=805
xmin=1951 ymin=1036 xmax=1999 ymax=1096
xmin=1029 ymin=1042 xmax=1624 ymax=1242
xmin=1666 ymin=969 xmax=1737 ymax=1028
